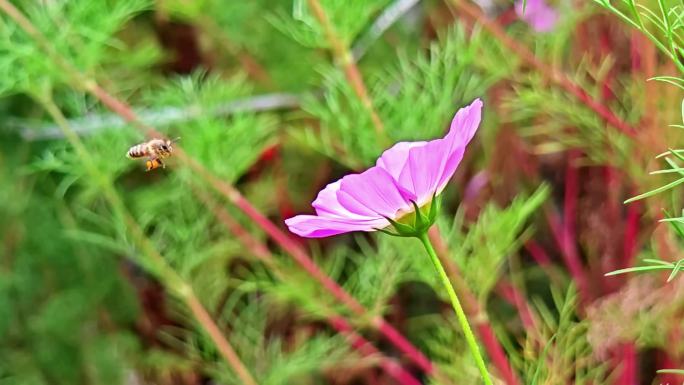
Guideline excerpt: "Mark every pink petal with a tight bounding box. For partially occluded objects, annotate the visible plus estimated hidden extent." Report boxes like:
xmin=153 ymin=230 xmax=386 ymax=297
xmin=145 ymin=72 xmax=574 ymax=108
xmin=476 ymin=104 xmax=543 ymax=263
xmin=446 ymin=98 xmax=482 ymax=147
xmin=284 ymin=99 xmax=483 ymax=239
xmin=338 ymin=166 xmax=412 ymax=218
xmin=285 ymin=215 xmax=388 ymax=238
xmin=527 ymin=9 xmax=558 ymax=32
xmin=312 ymin=180 xmax=377 ymax=219
xmin=399 ymin=139 xmax=447 ymax=204
xmin=376 ymin=141 xmax=427 ymax=181
xmin=515 ymin=0 xmax=558 ymax=32
xmin=435 ymin=99 xmax=482 ymax=193
xmin=379 ymin=99 xmax=482 ymax=204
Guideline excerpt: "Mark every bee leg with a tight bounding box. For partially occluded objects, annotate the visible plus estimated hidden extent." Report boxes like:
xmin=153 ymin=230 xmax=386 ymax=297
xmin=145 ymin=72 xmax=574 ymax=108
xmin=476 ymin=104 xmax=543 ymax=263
xmin=146 ymin=158 xmax=158 ymax=171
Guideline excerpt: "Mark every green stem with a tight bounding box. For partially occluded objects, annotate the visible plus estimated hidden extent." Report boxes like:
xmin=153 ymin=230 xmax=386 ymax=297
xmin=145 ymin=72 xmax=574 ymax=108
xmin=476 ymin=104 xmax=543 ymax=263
xmin=418 ymin=231 xmax=494 ymax=385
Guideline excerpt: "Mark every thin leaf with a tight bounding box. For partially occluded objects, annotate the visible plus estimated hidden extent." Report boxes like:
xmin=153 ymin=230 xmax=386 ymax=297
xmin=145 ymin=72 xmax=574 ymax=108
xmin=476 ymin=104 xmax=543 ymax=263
xmin=604 ymin=265 xmax=674 ymax=276
xmin=624 ymin=177 xmax=684 ymax=203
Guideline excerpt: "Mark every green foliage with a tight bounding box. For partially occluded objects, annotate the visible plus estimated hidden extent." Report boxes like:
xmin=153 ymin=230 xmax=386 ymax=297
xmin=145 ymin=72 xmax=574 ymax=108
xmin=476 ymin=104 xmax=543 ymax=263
xmin=594 ymin=0 xmax=684 ymax=73
xmin=438 ymin=186 xmax=549 ymax=299
xmin=516 ymin=288 xmax=612 ymax=385
xmin=296 ymin=25 xmax=512 ymax=168
xmin=0 ymin=0 xmax=151 ymax=96
xmin=1 ymin=0 xmax=674 ymax=383
xmin=606 ymin=257 xmax=684 ymax=280
xmin=162 ymin=294 xmax=354 ymax=385
xmin=270 ymin=0 xmax=390 ymax=48
xmin=596 ymin=0 xmax=684 ymax=287
xmin=506 ymin=63 xmax=635 ymax=167
xmin=140 ymin=73 xmax=278 ymax=181
xmin=0 ymin=139 xmax=141 ymax=385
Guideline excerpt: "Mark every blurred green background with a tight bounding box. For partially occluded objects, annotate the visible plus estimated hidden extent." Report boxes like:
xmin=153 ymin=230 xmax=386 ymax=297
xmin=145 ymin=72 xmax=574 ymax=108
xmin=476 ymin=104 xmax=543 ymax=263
xmin=1 ymin=0 xmax=684 ymax=384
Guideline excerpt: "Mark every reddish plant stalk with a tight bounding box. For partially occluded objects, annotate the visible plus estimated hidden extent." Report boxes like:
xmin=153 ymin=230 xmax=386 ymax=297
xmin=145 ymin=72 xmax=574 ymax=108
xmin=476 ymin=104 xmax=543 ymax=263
xmin=524 ymin=241 xmax=567 ymax=288
xmin=497 ymin=282 xmax=537 ymax=331
xmin=38 ymin=94 xmax=258 ymax=385
xmin=0 ymin=2 xmax=439 ymax=378
xmin=524 ymin=241 xmax=551 ymax=266
xmin=428 ymin=227 xmax=521 ymax=385
xmin=602 ymin=165 xmax=622 ymax=294
xmin=544 ymin=207 xmax=590 ymax=304
xmin=189 ymin=165 xmax=437 ymax=377
xmin=447 ymin=0 xmax=637 ymax=138
xmin=561 ymin=150 xmax=591 ymax=302
xmin=305 ymin=0 xmax=387 ymax=141
xmin=617 ymin=343 xmax=637 ymax=385
xmin=542 ymin=151 xmax=589 ymax=303
xmin=329 ymin=316 xmax=423 ymax=385
xmin=622 ymin=199 xmax=640 ymax=270
xmin=658 ymin=351 xmax=680 ymax=385
xmin=195 ymin=188 xmax=424 ymax=385
xmin=563 ymin=150 xmax=580 ymax=260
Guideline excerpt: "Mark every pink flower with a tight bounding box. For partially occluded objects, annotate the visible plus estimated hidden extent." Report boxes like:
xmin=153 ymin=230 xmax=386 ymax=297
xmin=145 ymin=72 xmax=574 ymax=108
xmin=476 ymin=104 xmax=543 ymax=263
xmin=515 ymin=0 xmax=558 ymax=33
xmin=285 ymin=99 xmax=483 ymax=238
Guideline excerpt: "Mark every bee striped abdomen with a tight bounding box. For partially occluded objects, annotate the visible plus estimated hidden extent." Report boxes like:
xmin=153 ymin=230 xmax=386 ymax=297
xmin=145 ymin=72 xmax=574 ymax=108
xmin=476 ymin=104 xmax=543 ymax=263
xmin=127 ymin=138 xmax=178 ymax=171
xmin=127 ymin=143 xmax=149 ymax=158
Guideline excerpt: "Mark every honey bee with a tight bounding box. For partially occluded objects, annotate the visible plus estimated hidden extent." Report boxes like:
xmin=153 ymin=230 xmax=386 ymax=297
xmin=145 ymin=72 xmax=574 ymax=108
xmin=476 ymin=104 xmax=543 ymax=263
xmin=126 ymin=137 xmax=180 ymax=171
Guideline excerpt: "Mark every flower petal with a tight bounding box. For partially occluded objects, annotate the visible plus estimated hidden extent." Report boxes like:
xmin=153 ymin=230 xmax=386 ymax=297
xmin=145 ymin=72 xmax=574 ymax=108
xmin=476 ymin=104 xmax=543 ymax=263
xmin=285 ymin=215 xmax=388 ymax=238
xmin=338 ymin=166 xmax=412 ymax=218
xmin=445 ymin=98 xmax=482 ymax=148
xmin=376 ymin=141 xmax=427 ymax=181
xmin=515 ymin=0 xmax=558 ymax=32
xmin=434 ymin=98 xmax=482 ymax=193
xmin=284 ymin=99 xmax=483 ymax=239
xmin=376 ymin=99 xmax=482 ymax=203
xmin=312 ymin=180 xmax=377 ymax=219
xmin=390 ymin=99 xmax=482 ymax=203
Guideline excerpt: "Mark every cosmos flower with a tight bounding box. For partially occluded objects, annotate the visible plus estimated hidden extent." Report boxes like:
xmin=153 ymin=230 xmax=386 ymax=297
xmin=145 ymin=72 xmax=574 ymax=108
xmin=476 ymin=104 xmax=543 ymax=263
xmin=515 ymin=0 xmax=558 ymax=33
xmin=285 ymin=99 xmax=483 ymax=238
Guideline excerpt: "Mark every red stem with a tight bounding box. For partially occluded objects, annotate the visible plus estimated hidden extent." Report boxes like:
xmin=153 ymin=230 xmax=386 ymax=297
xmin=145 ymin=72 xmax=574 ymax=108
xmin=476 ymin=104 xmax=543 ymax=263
xmin=563 ymin=150 xmax=580 ymax=260
xmin=448 ymin=0 xmax=637 ymax=138
xmin=194 ymin=188 xmax=426 ymax=384
xmin=658 ymin=351 xmax=678 ymax=385
xmin=189 ymin=166 xmax=437 ymax=376
xmin=622 ymin=199 xmax=640 ymax=269
xmin=544 ymin=206 xmax=590 ymax=304
xmin=617 ymin=343 xmax=637 ymax=385
xmin=34 ymin=41 xmax=440 ymax=380
xmin=524 ymin=241 xmax=551 ymax=266
xmin=562 ymin=149 xmax=591 ymax=302
xmin=497 ymin=282 xmax=537 ymax=330
xmin=329 ymin=316 xmax=422 ymax=385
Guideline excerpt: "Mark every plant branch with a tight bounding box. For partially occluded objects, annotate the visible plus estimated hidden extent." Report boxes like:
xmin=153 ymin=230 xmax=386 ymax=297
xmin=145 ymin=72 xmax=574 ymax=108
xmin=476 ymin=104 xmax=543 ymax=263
xmin=447 ymin=0 xmax=638 ymax=138
xmin=306 ymin=0 xmax=387 ymax=142
xmin=39 ymin=95 xmax=258 ymax=385
xmin=193 ymin=187 xmax=424 ymax=385
xmin=187 ymin=165 xmax=440 ymax=378
xmin=0 ymin=2 xmax=437 ymax=379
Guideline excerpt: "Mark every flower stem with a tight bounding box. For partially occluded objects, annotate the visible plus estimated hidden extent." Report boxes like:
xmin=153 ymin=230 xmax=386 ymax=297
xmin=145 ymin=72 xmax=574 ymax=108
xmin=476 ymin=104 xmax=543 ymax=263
xmin=418 ymin=231 xmax=494 ymax=385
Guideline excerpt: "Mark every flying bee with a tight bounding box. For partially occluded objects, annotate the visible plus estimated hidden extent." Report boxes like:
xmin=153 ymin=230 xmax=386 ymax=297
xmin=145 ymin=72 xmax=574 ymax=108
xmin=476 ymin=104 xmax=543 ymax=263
xmin=126 ymin=137 xmax=180 ymax=171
